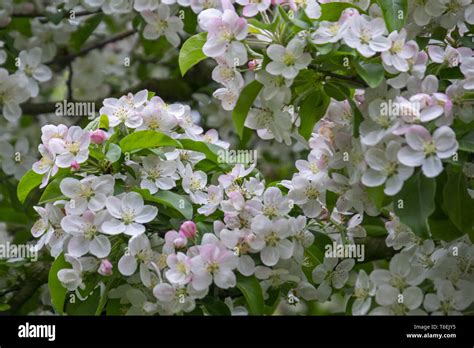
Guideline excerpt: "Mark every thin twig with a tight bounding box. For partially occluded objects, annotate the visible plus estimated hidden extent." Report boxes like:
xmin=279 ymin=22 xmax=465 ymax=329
xmin=11 ymin=10 xmax=100 ymax=19
xmin=47 ymin=30 xmax=136 ymax=66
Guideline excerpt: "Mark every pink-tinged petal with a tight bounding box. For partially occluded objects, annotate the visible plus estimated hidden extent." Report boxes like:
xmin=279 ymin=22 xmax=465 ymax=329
xmin=428 ymin=46 xmax=445 ymax=63
xmin=370 ymin=36 xmax=391 ymax=52
xmin=421 ymin=156 xmax=443 ymax=178
xmin=191 ymin=271 xmax=212 ymax=291
xmin=420 ymin=105 xmax=443 ymax=122
xmin=90 ymin=235 xmax=111 ymax=258
xmin=153 ymin=283 xmax=174 ymax=301
xmin=397 ymin=147 xmax=425 ymax=167
xmin=202 ymin=40 xmax=226 ymax=58
xmin=433 ymin=126 xmax=456 ymax=153
xmin=405 ymin=125 xmax=431 ymax=151
xmin=68 ymin=236 xmax=89 ymax=257
xmin=118 ymin=254 xmax=137 ymax=276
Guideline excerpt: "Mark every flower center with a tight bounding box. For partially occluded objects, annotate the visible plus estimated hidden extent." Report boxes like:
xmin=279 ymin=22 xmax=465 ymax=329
xmin=390 ymin=40 xmax=404 ymax=54
xmin=360 ymin=28 xmax=372 ymax=45
xmin=206 ymin=261 xmax=220 ymax=274
xmin=423 ymin=141 xmax=437 ymax=155
xmin=283 ymin=52 xmax=296 ymax=66
xmin=84 ymin=224 xmax=97 ymax=240
xmin=265 ymin=231 xmax=280 ymax=247
xmin=305 ymin=186 xmax=319 ymax=199
xmin=66 ymin=142 xmax=81 ymax=155
xmin=122 ymin=210 xmax=136 ymax=224
xmin=263 ymin=204 xmax=278 ymax=218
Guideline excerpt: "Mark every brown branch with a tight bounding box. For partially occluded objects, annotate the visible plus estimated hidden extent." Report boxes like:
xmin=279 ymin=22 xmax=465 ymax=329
xmin=11 ymin=10 xmax=100 ymax=19
xmin=5 ymin=261 xmax=50 ymax=314
xmin=47 ymin=30 xmax=137 ymax=67
xmin=20 ymin=77 xmax=199 ymax=116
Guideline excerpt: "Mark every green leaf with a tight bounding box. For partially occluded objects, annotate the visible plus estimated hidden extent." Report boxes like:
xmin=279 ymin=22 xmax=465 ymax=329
xmin=69 ymin=14 xmax=103 ymax=52
xmin=181 ymin=7 xmax=198 ymax=34
xmin=298 ymin=91 xmax=330 ymax=140
xmin=458 ymin=131 xmax=474 ymax=152
xmin=349 ymin=100 xmax=363 ymax=138
xmin=201 ymin=297 xmax=231 ymax=315
xmin=119 ymin=130 xmax=182 ymax=153
xmin=362 ymin=216 xmax=387 ymax=237
xmin=48 ymin=254 xmax=71 ymax=315
xmin=232 ymin=80 xmax=263 ymax=139
xmin=180 ymin=138 xmax=221 ymax=163
xmin=99 ymin=114 xmax=109 ymax=129
xmin=65 ymin=286 xmax=101 ymax=315
xmin=366 ymin=185 xmax=390 ymax=210
xmin=39 ymin=177 xmax=64 ymax=204
xmin=106 ymin=143 xmax=122 ymax=163
xmin=303 ymin=232 xmax=332 ymax=281
xmin=376 ymin=0 xmax=407 ymax=32
xmin=135 ymin=189 xmax=193 ymax=220
xmin=179 ymin=32 xmax=207 ymax=76
xmin=355 ymin=61 xmax=384 ymax=88
xmin=442 ymin=169 xmax=474 ymax=240
xmin=0 ymin=303 xmax=10 ymax=312
xmin=17 ymin=170 xmax=43 ymax=204
xmin=324 ymin=82 xmax=350 ymax=101
xmin=394 ymin=171 xmax=436 ymax=238
xmin=320 ymin=3 xmax=364 ymax=21
xmin=236 ymin=274 xmax=264 ymax=315
xmin=429 ymin=218 xmax=464 ymax=242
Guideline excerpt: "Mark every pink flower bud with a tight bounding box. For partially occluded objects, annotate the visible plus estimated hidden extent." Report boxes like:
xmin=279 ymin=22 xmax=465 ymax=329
xmin=179 ymin=221 xmax=197 ymax=239
xmin=248 ymin=60 xmax=258 ymax=71
xmin=98 ymin=259 xmax=113 ymax=276
xmin=71 ymin=161 xmax=80 ymax=170
xmin=90 ymin=129 xmax=107 ymax=144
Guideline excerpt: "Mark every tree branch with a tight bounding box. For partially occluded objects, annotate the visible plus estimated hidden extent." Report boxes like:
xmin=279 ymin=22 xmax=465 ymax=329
xmin=47 ymin=30 xmax=137 ymax=67
xmin=11 ymin=10 xmax=100 ymax=19
xmin=6 ymin=261 xmax=50 ymax=314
